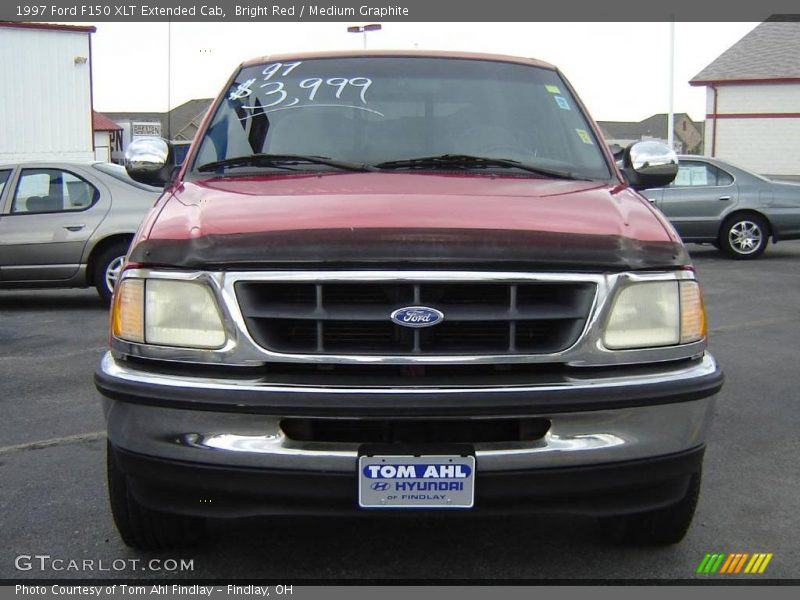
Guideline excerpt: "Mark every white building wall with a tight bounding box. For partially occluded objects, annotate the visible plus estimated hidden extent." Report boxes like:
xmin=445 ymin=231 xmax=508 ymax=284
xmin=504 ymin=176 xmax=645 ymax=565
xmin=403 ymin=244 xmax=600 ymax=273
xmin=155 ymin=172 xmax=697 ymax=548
xmin=0 ymin=27 xmax=93 ymax=163
xmin=717 ymin=83 xmax=800 ymax=113
xmin=703 ymin=84 xmax=800 ymax=178
xmin=713 ymin=118 xmax=800 ymax=177
xmin=94 ymin=131 xmax=111 ymax=162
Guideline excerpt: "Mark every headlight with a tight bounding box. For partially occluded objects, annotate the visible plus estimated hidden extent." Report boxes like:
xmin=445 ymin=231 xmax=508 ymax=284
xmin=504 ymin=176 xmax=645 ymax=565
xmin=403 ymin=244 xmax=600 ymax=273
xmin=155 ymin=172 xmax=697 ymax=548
xmin=112 ymin=278 xmax=144 ymax=343
xmin=678 ymin=280 xmax=706 ymax=344
xmin=603 ymin=280 xmax=706 ymax=350
xmin=112 ymin=278 xmax=226 ymax=349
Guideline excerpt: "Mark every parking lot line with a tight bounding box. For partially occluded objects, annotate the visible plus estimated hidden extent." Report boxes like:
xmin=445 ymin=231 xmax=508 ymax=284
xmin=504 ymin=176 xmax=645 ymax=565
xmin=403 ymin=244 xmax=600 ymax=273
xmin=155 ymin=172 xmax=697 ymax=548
xmin=708 ymin=316 xmax=796 ymax=334
xmin=0 ymin=430 xmax=105 ymax=455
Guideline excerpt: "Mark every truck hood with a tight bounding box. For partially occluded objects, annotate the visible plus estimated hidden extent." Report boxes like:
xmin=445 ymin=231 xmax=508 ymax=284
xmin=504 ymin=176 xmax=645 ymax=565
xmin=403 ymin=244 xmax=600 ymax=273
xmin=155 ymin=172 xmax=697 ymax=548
xmin=131 ymin=172 xmax=688 ymax=271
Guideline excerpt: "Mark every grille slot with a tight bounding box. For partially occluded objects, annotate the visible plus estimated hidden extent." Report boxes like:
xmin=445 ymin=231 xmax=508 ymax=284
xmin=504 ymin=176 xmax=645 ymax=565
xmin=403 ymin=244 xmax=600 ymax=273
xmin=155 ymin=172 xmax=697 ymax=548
xmin=420 ymin=321 xmax=509 ymax=353
xmin=423 ymin=283 xmax=510 ymax=307
xmin=236 ymin=280 xmax=595 ymax=356
xmin=323 ymin=321 xmax=411 ymax=353
xmin=281 ymin=418 xmax=552 ymax=444
xmin=256 ymin=319 xmax=317 ymax=352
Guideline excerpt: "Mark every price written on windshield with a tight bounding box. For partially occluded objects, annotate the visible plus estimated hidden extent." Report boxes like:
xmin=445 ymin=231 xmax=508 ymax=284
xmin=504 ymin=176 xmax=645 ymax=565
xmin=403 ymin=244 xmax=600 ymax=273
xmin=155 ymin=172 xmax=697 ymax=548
xmin=229 ymin=62 xmax=375 ymax=112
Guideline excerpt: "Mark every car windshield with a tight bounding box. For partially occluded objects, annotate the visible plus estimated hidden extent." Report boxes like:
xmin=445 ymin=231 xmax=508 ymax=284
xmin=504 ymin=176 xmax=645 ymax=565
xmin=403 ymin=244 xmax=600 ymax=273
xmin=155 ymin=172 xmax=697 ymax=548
xmin=92 ymin=162 xmax=162 ymax=192
xmin=192 ymin=56 xmax=612 ymax=181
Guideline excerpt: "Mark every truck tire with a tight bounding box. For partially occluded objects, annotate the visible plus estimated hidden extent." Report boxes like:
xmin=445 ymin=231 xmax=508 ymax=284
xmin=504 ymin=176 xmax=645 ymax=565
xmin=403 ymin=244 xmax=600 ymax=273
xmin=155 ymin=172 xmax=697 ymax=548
xmin=107 ymin=441 xmax=205 ymax=550
xmin=604 ymin=471 xmax=701 ymax=546
xmin=93 ymin=242 xmax=130 ymax=303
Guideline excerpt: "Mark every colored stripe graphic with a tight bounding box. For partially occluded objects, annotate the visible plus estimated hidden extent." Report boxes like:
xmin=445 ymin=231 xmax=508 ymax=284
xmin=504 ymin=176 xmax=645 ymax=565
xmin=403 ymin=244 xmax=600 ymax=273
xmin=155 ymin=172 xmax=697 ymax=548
xmin=744 ymin=554 xmax=760 ymax=574
xmin=719 ymin=554 xmax=736 ymax=574
xmin=721 ymin=554 xmax=737 ymax=574
xmin=697 ymin=554 xmax=713 ymax=574
xmin=733 ymin=553 xmax=749 ymax=573
xmin=759 ymin=554 xmax=773 ymax=573
xmin=711 ymin=554 xmax=726 ymax=573
xmin=702 ymin=554 xmax=719 ymax=574
xmin=700 ymin=553 xmax=773 ymax=574
xmin=745 ymin=553 xmax=774 ymax=574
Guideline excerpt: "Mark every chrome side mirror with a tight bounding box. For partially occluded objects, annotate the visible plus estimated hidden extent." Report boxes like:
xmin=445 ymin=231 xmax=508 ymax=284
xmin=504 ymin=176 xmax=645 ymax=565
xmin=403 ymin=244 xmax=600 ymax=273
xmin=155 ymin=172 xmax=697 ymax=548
xmin=125 ymin=138 xmax=175 ymax=187
xmin=621 ymin=141 xmax=678 ymax=190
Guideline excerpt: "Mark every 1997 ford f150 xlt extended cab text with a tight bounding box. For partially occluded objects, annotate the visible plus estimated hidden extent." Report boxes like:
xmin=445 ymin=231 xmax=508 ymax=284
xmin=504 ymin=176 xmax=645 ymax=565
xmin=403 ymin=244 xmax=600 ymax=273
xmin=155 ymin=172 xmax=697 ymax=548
xmin=95 ymin=51 xmax=723 ymax=549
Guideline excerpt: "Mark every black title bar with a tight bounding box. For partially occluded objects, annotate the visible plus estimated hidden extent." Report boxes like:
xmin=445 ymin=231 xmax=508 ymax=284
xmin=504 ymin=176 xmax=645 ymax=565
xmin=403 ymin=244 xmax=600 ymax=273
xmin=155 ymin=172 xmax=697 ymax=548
xmin=2 ymin=0 xmax=800 ymax=22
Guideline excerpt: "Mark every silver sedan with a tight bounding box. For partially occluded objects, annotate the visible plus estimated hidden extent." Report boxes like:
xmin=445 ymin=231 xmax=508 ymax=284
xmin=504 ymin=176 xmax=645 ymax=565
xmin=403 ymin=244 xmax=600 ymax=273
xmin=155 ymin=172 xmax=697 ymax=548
xmin=643 ymin=156 xmax=800 ymax=259
xmin=0 ymin=161 xmax=161 ymax=301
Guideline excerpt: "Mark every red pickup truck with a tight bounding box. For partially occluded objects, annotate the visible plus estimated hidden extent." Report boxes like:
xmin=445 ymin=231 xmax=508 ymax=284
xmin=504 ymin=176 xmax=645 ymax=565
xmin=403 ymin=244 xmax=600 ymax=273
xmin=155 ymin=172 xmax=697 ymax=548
xmin=95 ymin=51 xmax=723 ymax=549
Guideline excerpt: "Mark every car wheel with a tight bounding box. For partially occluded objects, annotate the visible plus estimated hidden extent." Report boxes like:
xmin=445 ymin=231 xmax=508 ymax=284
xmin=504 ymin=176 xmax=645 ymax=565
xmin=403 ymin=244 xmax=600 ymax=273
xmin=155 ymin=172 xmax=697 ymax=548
xmin=93 ymin=242 xmax=129 ymax=303
xmin=719 ymin=215 xmax=769 ymax=259
xmin=107 ymin=441 xmax=205 ymax=550
xmin=601 ymin=471 xmax=701 ymax=546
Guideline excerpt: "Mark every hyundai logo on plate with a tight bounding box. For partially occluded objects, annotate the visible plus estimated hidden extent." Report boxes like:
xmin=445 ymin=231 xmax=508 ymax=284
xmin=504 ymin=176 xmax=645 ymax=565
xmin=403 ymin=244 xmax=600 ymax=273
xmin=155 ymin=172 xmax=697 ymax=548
xmin=390 ymin=306 xmax=444 ymax=328
xmin=370 ymin=482 xmax=390 ymax=491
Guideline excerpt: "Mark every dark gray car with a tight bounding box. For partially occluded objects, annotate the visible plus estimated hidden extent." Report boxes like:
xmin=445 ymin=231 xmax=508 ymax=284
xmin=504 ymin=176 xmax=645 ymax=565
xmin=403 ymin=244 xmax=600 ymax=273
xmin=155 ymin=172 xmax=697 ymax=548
xmin=0 ymin=161 xmax=161 ymax=301
xmin=642 ymin=156 xmax=800 ymax=259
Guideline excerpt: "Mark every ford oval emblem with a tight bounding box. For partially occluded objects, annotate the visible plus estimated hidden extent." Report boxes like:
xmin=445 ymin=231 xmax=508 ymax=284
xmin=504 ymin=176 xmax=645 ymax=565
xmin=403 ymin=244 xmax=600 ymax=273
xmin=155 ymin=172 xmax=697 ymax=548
xmin=390 ymin=306 xmax=444 ymax=328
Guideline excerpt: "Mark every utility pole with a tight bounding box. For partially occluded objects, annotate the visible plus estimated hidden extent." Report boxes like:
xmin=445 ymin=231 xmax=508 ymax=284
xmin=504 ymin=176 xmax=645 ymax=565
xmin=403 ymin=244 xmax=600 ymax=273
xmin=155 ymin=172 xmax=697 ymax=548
xmin=667 ymin=19 xmax=675 ymax=152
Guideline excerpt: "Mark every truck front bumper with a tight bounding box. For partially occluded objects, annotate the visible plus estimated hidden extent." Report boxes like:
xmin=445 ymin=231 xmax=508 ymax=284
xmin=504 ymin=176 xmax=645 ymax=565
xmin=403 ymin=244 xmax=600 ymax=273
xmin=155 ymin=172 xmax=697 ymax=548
xmin=96 ymin=352 xmax=722 ymax=517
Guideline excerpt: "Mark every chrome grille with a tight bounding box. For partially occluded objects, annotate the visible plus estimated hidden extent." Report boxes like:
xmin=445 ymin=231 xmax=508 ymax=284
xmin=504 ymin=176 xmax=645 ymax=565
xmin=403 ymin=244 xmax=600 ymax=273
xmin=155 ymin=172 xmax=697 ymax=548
xmin=235 ymin=281 xmax=595 ymax=356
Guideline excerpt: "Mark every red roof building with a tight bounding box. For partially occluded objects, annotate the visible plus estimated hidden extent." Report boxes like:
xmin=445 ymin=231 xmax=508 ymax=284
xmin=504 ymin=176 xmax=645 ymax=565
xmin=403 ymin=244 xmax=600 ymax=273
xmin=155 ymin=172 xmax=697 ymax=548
xmin=93 ymin=111 xmax=122 ymax=132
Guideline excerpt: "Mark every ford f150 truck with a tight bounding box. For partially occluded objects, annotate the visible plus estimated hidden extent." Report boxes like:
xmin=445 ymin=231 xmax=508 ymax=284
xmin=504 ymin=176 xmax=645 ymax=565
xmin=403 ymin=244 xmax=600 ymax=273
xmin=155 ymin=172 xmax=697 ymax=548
xmin=95 ymin=51 xmax=723 ymax=549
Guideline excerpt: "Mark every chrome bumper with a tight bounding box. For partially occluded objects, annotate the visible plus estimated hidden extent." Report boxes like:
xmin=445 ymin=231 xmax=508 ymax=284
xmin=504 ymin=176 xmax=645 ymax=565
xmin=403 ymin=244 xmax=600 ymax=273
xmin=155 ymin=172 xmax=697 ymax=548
xmin=99 ymin=352 xmax=720 ymax=473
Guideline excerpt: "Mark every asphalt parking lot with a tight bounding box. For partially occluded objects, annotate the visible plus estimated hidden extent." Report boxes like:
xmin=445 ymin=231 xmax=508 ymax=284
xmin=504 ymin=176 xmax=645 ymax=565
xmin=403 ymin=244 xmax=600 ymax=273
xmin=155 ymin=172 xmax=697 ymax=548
xmin=2 ymin=243 xmax=799 ymax=581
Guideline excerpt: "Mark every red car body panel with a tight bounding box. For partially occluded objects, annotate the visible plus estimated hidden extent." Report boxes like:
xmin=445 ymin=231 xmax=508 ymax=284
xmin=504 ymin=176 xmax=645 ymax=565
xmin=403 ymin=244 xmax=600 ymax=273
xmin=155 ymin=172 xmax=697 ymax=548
xmin=142 ymin=173 xmax=673 ymax=243
xmin=129 ymin=172 xmax=687 ymax=273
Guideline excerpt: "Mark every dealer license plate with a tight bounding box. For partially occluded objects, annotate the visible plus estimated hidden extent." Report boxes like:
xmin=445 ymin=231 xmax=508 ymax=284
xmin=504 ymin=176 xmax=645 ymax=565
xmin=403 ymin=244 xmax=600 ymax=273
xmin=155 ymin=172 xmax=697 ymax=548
xmin=358 ymin=454 xmax=475 ymax=508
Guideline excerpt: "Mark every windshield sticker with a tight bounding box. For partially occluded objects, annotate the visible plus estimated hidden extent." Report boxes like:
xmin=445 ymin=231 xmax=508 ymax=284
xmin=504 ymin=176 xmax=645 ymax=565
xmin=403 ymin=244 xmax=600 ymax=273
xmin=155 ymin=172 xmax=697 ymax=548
xmin=545 ymin=84 xmax=561 ymax=94
xmin=575 ymin=129 xmax=594 ymax=144
xmin=675 ymin=166 xmax=708 ymax=186
xmin=293 ymin=77 xmax=374 ymax=104
xmin=262 ymin=61 xmax=303 ymax=80
xmin=554 ymin=96 xmax=570 ymax=110
xmin=229 ymin=78 xmax=257 ymax=100
xmin=239 ymin=104 xmax=385 ymax=118
xmin=236 ymin=61 xmax=376 ymax=114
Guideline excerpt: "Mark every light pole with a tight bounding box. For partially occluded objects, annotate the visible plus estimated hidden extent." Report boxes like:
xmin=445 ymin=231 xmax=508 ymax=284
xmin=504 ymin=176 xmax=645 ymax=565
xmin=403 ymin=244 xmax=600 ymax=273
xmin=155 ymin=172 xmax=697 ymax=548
xmin=667 ymin=19 xmax=675 ymax=152
xmin=347 ymin=24 xmax=382 ymax=49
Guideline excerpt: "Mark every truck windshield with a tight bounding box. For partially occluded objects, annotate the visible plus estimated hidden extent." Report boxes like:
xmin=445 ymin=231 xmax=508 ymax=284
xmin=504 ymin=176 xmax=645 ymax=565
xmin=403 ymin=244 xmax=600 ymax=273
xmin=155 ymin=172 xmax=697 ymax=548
xmin=192 ymin=56 xmax=612 ymax=181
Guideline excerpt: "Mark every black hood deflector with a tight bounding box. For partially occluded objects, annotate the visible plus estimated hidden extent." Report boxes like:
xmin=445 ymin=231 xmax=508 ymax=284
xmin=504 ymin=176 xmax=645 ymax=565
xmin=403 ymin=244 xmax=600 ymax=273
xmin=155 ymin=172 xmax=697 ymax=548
xmin=129 ymin=228 xmax=690 ymax=272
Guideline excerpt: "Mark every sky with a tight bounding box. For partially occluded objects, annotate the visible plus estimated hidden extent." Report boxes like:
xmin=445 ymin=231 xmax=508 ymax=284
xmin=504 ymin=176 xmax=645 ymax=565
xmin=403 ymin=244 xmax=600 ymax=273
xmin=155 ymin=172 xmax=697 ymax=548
xmin=88 ymin=21 xmax=759 ymax=122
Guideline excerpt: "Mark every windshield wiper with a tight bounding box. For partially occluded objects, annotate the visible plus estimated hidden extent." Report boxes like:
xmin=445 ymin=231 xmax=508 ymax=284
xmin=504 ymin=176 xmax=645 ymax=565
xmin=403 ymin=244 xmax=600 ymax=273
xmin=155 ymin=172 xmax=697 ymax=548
xmin=198 ymin=154 xmax=376 ymax=173
xmin=373 ymin=154 xmax=592 ymax=180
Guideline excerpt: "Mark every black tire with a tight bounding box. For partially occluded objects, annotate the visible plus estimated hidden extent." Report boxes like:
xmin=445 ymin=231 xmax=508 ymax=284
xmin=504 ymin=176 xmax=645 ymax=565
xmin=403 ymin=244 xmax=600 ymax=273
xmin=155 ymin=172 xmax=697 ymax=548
xmin=719 ymin=214 xmax=769 ymax=259
xmin=107 ymin=441 xmax=205 ymax=550
xmin=92 ymin=242 xmax=130 ymax=303
xmin=602 ymin=471 xmax=702 ymax=546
